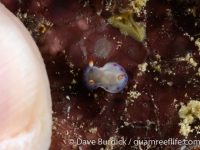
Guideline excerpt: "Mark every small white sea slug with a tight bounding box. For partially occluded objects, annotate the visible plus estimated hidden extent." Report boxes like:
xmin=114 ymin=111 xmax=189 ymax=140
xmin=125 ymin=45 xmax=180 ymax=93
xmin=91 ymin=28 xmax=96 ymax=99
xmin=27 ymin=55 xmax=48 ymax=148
xmin=83 ymin=60 xmax=128 ymax=93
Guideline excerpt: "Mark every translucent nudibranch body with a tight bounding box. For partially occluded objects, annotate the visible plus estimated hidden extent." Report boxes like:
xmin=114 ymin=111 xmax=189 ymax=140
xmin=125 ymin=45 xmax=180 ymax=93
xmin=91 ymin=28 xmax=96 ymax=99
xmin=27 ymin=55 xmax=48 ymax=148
xmin=83 ymin=61 xmax=128 ymax=93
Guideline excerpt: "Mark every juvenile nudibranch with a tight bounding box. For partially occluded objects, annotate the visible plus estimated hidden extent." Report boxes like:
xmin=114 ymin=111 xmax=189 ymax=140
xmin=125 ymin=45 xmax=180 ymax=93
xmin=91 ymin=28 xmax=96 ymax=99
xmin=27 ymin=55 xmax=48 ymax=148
xmin=83 ymin=60 xmax=128 ymax=93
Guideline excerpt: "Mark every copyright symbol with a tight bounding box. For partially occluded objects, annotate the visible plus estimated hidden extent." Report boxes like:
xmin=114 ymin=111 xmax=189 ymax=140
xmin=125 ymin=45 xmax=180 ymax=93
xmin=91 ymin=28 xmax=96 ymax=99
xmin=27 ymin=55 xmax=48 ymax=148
xmin=68 ymin=139 xmax=74 ymax=145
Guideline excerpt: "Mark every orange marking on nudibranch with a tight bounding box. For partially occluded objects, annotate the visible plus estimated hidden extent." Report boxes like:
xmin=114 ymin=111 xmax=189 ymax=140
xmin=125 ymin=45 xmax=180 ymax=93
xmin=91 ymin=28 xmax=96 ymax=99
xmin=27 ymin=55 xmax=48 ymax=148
xmin=89 ymin=58 xmax=94 ymax=67
xmin=118 ymin=74 xmax=125 ymax=80
xmin=89 ymin=80 xmax=94 ymax=85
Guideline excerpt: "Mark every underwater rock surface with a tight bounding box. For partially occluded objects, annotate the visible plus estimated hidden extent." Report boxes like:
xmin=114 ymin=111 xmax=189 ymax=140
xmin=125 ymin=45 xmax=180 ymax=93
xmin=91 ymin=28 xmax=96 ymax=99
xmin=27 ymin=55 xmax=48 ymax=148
xmin=1 ymin=0 xmax=200 ymax=149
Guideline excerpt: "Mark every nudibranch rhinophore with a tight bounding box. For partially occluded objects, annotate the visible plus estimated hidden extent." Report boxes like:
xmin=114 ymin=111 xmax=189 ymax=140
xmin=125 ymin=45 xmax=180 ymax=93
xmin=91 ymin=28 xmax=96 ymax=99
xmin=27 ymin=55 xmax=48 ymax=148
xmin=83 ymin=60 xmax=128 ymax=93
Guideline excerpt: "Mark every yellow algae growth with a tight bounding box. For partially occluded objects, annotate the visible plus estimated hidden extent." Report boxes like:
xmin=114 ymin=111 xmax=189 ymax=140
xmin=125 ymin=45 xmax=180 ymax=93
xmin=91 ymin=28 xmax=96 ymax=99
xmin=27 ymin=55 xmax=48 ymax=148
xmin=178 ymin=100 xmax=200 ymax=136
xmin=130 ymin=0 xmax=148 ymax=14
xmin=195 ymin=38 xmax=200 ymax=50
xmin=108 ymin=9 xmax=146 ymax=42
